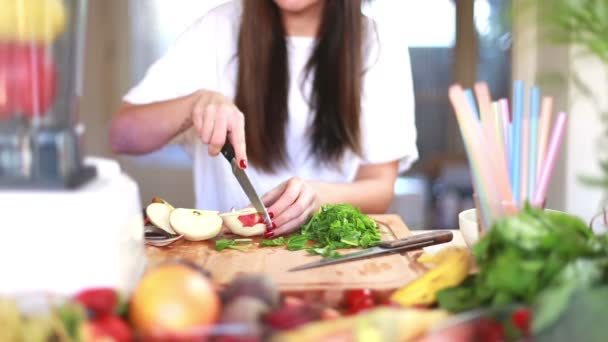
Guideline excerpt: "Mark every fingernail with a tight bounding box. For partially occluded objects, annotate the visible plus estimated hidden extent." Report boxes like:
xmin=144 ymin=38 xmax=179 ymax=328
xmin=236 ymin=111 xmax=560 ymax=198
xmin=239 ymin=159 xmax=247 ymax=169
xmin=269 ymin=212 xmax=275 ymax=219
xmin=264 ymin=231 xmax=275 ymax=238
xmin=266 ymin=222 xmax=277 ymax=231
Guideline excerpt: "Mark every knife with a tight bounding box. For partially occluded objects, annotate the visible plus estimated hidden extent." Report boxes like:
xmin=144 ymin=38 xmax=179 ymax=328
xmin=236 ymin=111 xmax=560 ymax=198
xmin=221 ymin=142 xmax=273 ymax=227
xmin=288 ymin=230 xmax=453 ymax=272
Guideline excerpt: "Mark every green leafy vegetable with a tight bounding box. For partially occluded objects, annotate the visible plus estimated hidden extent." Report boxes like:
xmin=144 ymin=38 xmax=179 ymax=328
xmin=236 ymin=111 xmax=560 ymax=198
xmin=286 ymin=235 xmax=309 ymax=251
xmin=257 ymin=204 xmax=380 ymax=258
xmin=215 ymin=238 xmax=253 ymax=252
xmin=298 ymin=204 xmax=380 ymax=257
xmin=260 ymin=237 xmax=286 ymax=247
xmin=436 ymin=204 xmax=608 ymax=334
xmin=307 ymin=247 xmax=341 ymax=259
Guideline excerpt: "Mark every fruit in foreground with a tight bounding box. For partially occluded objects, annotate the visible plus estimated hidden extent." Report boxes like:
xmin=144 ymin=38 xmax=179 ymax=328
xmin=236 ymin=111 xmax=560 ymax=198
xmin=391 ymin=247 xmax=472 ymax=307
xmin=221 ymin=274 xmax=280 ymax=308
xmin=129 ymin=263 xmax=220 ymax=334
xmin=170 ymin=208 xmax=222 ymax=241
xmin=74 ymin=288 xmax=118 ymax=317
xmin=221 ymin=208 xmax=266 ymax=237
xmin=83 ymin=315 xmax=132 ymax=342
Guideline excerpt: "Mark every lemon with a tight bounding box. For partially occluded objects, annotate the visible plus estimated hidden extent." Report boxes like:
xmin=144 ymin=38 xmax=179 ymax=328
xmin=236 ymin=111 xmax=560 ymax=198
xmin=0 ymin=0 xmax=67 ymax=43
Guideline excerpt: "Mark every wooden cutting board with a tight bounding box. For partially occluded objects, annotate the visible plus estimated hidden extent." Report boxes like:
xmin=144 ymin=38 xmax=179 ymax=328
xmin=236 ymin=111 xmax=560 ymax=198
xmin=145 ymin=215 xmax=429 ymax=292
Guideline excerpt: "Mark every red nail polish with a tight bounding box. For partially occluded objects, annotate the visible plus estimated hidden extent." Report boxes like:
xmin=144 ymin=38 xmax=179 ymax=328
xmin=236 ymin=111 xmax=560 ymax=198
xmin=264 ymin=231 xmax=275 ymax=238
xmin=269 ymin=212 xmax=275 ymax=219
xmin=239 ymin=159 xmax=247 ymax=169
xmin=272 ymin=222 xmax=277 ymax=229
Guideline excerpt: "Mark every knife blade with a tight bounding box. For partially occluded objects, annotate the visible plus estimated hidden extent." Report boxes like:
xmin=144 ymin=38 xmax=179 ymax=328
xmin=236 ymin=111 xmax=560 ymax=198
xmin=288 ymin=230 xmax=453 ymax=272
xmin=221 ymin=143 xmax=273 ymax=227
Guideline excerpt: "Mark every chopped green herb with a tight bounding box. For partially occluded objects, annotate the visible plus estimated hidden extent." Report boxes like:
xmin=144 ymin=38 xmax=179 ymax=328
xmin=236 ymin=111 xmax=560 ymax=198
xmin=215 ymin=238 xmax=253 ymax=252
xmin=260 ymin=237 xmax=286 ymax=247
xmin=257 ymin=204 xmax=380 ymax=258
xmin=307 ymin=247 xmax=341 ymax=259
xmin=286 ymin=235 xmax=309 ymax=251
xmin=298 ymin=204 xmax=380 ymax=257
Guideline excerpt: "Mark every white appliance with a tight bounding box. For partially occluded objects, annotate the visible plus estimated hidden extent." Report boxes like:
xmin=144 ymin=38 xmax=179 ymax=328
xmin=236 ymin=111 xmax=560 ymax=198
xmin=0 ymin=0 xmax=146 ymax=296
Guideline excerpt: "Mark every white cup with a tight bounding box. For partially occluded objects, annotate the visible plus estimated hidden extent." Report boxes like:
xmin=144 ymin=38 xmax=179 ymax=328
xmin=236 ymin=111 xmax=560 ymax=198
xmin=458 ymin=208 xmax=479 ymax=248
xmin=459 ymin=206 xmax=561 ymax=248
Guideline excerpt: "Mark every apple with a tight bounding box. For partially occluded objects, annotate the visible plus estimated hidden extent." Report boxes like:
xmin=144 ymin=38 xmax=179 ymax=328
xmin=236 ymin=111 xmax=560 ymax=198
xmin=0 ymin=43 xmax=57 ymax=118
xmin=169 ymin=208 xmax=222 ymax=241
xmin=146 ymin=202 xmax=176 ymax=235
xmin=220 ymin=208 xmax=267 ymax=237
xmin=151 ymin=197 xmax=175 ymax=210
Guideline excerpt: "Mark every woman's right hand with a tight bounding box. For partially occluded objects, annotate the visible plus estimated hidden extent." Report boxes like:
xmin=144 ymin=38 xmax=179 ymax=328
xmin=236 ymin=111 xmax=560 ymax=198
xmin=191 ymin=90 xmax=247 ymax=168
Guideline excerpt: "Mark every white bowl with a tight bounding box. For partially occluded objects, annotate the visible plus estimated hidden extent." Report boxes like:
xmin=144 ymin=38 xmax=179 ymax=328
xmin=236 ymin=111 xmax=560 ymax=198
xmin=458 ymin=208 xmax=480 ymax=248
xmin=458 ymin=207 xmax=563 ymax=248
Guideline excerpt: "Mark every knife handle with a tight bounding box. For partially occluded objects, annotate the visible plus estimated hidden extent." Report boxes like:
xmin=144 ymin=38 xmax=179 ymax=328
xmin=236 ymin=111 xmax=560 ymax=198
xmin=221 ymin=142 xmax=236 ymax=162
xmin=379 ymin=231 xmax=453 ymax=249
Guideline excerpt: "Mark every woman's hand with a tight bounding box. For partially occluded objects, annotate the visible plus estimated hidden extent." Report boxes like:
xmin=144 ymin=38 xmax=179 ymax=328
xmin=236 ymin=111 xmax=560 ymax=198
xmin=261 ymin=177 xmax=320 ymax=237
xmin=191 ymin=90 xmax=247 ymax=167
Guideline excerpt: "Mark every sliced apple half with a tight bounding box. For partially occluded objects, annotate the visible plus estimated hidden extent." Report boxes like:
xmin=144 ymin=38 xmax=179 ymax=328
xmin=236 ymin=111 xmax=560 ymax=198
xmin=151 ymin=197 xmax=175 ymax=210
xmin=146 ymin=202 xmax=176 ymax=235
xmin=170 ymin=208 xmax=223 ymax=241
xmin=220 ymin=208 xmax=267 ymax=237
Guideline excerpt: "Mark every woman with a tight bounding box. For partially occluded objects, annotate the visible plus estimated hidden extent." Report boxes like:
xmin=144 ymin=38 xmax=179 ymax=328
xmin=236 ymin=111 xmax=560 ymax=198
xmin=110 ymin=0 xmax=418 ymax=237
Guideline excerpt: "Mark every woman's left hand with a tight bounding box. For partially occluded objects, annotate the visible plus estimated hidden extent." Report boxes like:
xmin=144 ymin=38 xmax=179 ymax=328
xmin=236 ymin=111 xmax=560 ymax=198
xmin=261 ymin=177 xmax=320 ymax=237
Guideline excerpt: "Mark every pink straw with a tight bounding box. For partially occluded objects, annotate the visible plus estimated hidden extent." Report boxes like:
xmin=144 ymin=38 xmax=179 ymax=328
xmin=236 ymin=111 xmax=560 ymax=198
xmin=499 ymin=99 xmax=511 ymax=167
xmin=533 ymin=112 xmax=568 ymax=207
xmin=521 ymin=115 xmax=529 ymax=204
xmin=475 ymin=83 xmax=514 ymax=207
xmin=537 ymin=97 xmax=554 ymax=178
xmin=449 ymin=85 xmax=499 ymax=229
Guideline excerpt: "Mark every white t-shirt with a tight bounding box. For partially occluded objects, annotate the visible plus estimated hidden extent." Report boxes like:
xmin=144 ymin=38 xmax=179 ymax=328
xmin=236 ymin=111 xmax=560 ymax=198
xmin=124 ymin=1 xmax=418 ymax=211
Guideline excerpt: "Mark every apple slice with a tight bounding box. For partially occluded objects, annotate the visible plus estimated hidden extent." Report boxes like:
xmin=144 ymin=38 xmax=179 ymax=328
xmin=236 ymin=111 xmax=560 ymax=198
xmin=146 ymin=202 xmax=176 ymax=235
xmin=170 ymin=209 xmax=223 ymax=241
xmin=151 ymin=197 xmax=175 ymax=210
xmin=221 ymin=208 xmax=266 ymax=237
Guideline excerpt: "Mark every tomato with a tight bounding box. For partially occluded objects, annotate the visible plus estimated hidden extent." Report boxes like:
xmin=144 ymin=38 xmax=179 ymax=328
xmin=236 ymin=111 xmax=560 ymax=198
xmin=345 ymin=289 xmax=375 ymax=314
xmin=511 ymin=308 xmax=532 ymax=336
xmin=0 ymin=42 xmax=57 ymax=118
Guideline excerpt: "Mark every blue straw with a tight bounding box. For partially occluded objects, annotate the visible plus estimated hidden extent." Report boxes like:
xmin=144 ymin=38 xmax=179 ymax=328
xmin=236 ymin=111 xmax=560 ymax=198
xmin=511 ymin=80 xmax=525 ymax=205
xmin=464 ymin=89 xmax=480 ymax=119
xmin=528 ymin=86 xmax=540 ymax=201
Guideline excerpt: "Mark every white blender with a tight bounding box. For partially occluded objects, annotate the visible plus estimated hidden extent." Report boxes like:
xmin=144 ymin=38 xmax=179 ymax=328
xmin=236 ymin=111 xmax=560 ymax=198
xmin=0 ymin=0 xmax=146 ymax=296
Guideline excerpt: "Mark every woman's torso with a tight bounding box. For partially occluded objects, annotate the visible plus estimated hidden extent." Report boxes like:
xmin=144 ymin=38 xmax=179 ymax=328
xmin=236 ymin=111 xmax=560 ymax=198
xmin=124 ymin=0 xmax=418 ymax=211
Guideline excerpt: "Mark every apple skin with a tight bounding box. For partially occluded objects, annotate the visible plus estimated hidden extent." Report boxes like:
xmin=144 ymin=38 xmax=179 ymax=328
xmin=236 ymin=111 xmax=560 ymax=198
xmin=0 ymin=43 xmax=57 ymax=118
xmin=169 ymin=208 xmax=222 ymax=241
xmin=221 ymin=208 xmax=266 ymax=237
xmin=151 ymin=197 xmax=175 ymax=210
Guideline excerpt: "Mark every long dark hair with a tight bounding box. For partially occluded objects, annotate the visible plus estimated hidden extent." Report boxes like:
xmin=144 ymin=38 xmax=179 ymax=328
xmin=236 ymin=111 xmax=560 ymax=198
xmin=235 ymin=0 xmax=365 ymax=172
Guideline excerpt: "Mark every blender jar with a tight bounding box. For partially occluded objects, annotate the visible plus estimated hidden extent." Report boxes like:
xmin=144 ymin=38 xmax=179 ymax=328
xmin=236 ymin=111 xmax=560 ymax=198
xmin=0 ymin=0 xmax=95 ymax=188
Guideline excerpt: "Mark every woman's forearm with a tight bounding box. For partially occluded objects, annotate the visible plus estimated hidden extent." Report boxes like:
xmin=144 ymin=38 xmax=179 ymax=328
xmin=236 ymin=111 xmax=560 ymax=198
xmin=312 ymin=179 xmax=395 ymax=214
xmin=109 ymin=92 xmax=199 ymax=155
xmin=310 ymin=161 xmax=399 ymax=214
